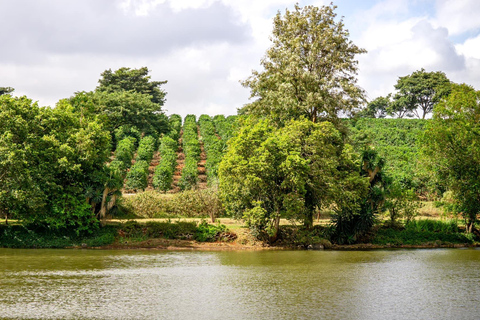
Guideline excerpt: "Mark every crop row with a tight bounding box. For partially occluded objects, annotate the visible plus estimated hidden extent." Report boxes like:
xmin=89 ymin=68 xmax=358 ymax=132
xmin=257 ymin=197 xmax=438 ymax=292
xmin=152 ymin=115 xmax=182 ymax=192
xmin=198 ymin=114 xmax=224 ymax=184
xmin=153 ymin=135 xmax=178 ymax=192
xmin=179 ymin=115 xmax=200 ymax=190
xmin=167 ymin=114 xmax=182 ymax=142
xmin=125 ymin=135 xmax=157 ymax=191
xmin=213 ymin=115 xmax=237 ymax=142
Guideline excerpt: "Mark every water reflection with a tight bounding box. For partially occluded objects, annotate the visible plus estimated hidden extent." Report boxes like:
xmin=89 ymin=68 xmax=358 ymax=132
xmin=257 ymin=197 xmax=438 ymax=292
xmin=0 ymin=249 xmax=479 ymax=319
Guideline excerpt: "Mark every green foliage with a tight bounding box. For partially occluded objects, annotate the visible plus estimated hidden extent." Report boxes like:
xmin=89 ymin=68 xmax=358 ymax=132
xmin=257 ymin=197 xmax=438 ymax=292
xmin=373 ymin=219 xmax=473 ymax=245
xmin=97 ymin=67 xmax=167 ymax=105
xmin=357 ymin=96 xmax=389 ymax=118
xmin=114 ymin=125 xmax=141 ymax=147
xmin=213 ymin=115 xmax=238 ymax=142
xmin=179 ymin=115 xmax=200 ymax=190
xmin=219 ymin=118 xmax=368 ymax=240
xmin=0 ymin=87 xmax=14 ymax=96
xmin=114 ymin=136 xmax=137 ymax=168
xmin=0 ymin=224 xmax=117 ymax=248
xmin=0 ymin=95 xmax=111 ymax=232
xmin=168 ymin=114 xmax=182 ymax=142
xmin=195 ymin=220 xmax=228 ymax=242
xmin=421 ymin=84 xmax=480 ymax=232
xmin=153 ymin=136 xmax=178 ymax=192
xmin=240 ymin=3 xmax=365 ymax=126
xmin=331 ymin=148 xmax=388 ymax=244
xmin=392 ymin=68 xmax=451 ymax=119
xmin=125 ymin=160 xmax=149 ymax=191
xmin=117 ymin=220 xmax=230 ymax=242
xmin=347 ymin=118 xmax=427 ymax=191
xmin=198 ymin=114 xmax=224 ymax=184
xmin=136 ymin=135 xmax=156 ymax=163
xmin=118 ymin=188 xmax=224 ymax=219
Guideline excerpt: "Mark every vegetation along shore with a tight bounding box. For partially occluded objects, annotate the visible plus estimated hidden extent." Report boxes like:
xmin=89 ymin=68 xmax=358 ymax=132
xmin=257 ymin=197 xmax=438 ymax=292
xmin=1 ymin=3 xmax=480 ymax=250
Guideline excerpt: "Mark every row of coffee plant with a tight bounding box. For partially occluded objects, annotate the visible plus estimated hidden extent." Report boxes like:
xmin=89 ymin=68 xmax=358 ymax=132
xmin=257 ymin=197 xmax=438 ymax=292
xmin=167 ymin=114 xmax=182 ymax=142
xmin=125 ymin=135 xmax=157 ymax=191
xmin=213 ymin=115 xmax=238 ymax=142
xmin=153 ymin=115 xmax=182 ymax=192
xmin=179 ymin=114 xmax=201 ymax=190
xmin=198 ymin=115 xmax=224 ymax=183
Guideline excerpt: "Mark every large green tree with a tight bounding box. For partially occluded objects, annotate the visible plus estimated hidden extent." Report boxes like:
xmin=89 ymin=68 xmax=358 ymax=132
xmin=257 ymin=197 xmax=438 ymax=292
xmin=97 ymin=67 xmax=167 ymax=105
xmin=240 ymin=4 xmax=366 ymax=126
xmin=0 ymin=95 xmax=112 ymax=231
xmin=392 ymin=68 xmax=451 ymax=119
xmin=70 ymin=67 xmax=168 ymax=139
xmin=219 ymin=118 xmax=367 ymax=240
xmin=422 ymin=84 xmax=480 ymax=232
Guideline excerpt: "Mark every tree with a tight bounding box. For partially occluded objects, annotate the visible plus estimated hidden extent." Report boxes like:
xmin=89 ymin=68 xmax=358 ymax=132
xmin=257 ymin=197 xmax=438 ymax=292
xmin=421 ymin=84 xmax=480 ymax=233
xmin=97 ymin=67 xmax=167 ymax=105
xmin=240 ymin=4 xmax=366 ymax=126
xmin=219 ymin=118 xmax=367 ymax=240
xmin=332 ymin=148 xmax=387 ymax=243
xmin=392 ymin=68 xmax=451 ymax=119
xmin=69 ymin=90 xmax=168 ymax=139
xmin=358 ymin=96 xmax=390 ymax=118
xmin=0 ymin=87 xmax=14 ymax=96
xmin=0 ymin=95 xmax=112 ymax=232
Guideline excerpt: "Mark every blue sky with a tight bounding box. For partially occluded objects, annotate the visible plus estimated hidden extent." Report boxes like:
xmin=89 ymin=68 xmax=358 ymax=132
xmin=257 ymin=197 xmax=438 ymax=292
xmin=1 ymin=0 xmax=479 ymax=117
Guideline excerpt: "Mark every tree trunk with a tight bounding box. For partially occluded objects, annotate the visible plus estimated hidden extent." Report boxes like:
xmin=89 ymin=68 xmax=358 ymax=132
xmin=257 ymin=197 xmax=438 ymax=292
xmin=270 ymin=213 xmax=281 ymax=243
xmin=98 ymin=187 xmax=110 ymax=220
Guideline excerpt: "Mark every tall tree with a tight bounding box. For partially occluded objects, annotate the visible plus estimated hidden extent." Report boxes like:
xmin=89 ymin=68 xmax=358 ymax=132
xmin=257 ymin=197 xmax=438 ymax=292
xmin=0 ymin=95 xmax=112 ymax=232
xmin=97 ymin=67 xmax=167 ymax=105
xmin=393 ymin=68 xmax=451 ymax=119
xmin=240 ymin=4 xmax=366 ymax=126
xmin=219 ymin=118 xmax=367 ymax=240
xmin=422 ymin=84 xmax=480 ymax=232
xmin=358 ymin=95 xmax=390 ymax=118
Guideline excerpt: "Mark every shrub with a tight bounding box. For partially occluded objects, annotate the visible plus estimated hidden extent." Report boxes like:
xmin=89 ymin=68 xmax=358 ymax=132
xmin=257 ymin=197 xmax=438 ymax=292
xmin=119 ymin=191 xmax=166 ymax=218
xmin=136 ymin=135 xmax=156 ymax=163
xmin=198 ymin=114 xmax=225 ymax=184
xmin=118 ymin=188 xmax=225 ymax=219
xmin=153 ymin=136 xmax=178 ymax=192
xmin=179 ymin=157 xmax=198 ymax=190
xmin=195 ymin=220 xmax=227 ymax=242
xmin=180 ymin=115 xmax=200 ymax=190
xmin=115 ymin=136 xmax=137 ymax=168
xmin=168 ymin=114 xmax=182 ymax=142
xmin=125 ymin=160 xmax=149 ymax=191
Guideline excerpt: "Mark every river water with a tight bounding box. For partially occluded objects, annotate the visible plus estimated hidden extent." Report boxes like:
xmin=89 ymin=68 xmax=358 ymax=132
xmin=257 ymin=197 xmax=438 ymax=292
xmin=1 ymin=248 xmax=479 ymax=319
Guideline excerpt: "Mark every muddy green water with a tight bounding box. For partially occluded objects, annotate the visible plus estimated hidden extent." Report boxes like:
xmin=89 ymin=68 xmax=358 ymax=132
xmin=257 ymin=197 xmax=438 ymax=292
xmin=1 ymin=249 xmax=480 ymax=319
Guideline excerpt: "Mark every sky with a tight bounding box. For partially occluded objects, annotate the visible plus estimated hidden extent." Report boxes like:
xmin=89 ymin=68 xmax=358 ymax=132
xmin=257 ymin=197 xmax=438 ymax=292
xmin=1 ymin=0 xmax=480 ymax=117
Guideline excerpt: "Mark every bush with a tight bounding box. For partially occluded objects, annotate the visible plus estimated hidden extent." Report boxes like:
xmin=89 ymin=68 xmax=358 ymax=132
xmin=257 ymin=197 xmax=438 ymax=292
xmin=125 ymin=160 xmax=149 ymax=191
xmin=117 ymin=220 xmax=230 ymax=242
xmin=118 ymin=188 xmax=225 ymax=219
xmin=153 ymin=136 xmax=178 ymax=192
xmin=179 ymin=157 xmax=198 ymax=190
xmin=115 ymin=136 xmax=137 ymax=168
xmin=195 ymin=220 xmax=227 ymax=242
xmin=136 ymin=135 xmax=156 ymax=163
xmin=180 ymin=115 xmax=200 ymax=190
xmin=198 ymin=114 xmax=225 ymax=184
xmin=168 ymin=114 xmax=182 ymax=142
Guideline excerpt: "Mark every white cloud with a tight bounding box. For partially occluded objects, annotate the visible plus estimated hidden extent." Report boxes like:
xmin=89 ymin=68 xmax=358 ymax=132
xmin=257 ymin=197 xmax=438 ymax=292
xmin=435 ymin=0 xmax=480 ymax=35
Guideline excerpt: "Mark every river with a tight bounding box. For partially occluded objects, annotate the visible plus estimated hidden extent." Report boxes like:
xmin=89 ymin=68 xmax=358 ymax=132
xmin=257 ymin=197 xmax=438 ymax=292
xmin=1 ymin=248 xmax=479 ymax=319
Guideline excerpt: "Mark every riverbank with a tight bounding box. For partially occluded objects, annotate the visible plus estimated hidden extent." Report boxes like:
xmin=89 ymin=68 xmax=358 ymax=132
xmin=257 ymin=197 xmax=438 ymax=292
xmin=1 ymin=219 xmax=477 ymax=250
